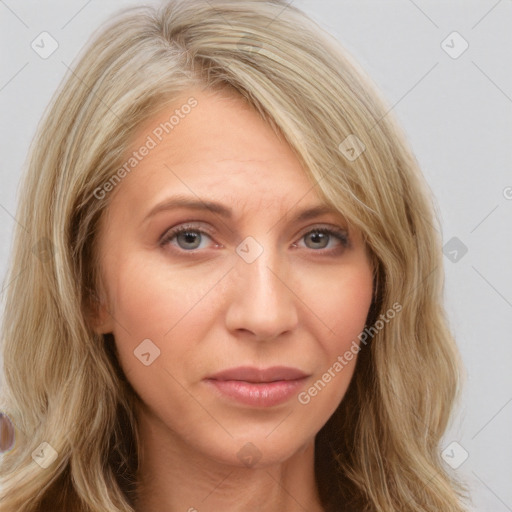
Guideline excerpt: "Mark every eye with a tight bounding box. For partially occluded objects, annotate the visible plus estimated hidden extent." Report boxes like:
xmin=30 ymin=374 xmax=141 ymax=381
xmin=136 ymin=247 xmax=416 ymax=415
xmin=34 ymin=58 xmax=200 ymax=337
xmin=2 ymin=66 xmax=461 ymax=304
xmin=159 ymin=224 xmax=216 ymax=251
xmin=296 ymin=227 xmax=350 ymax=253
xmin=159 ymin=224 xmax=350 ymax=254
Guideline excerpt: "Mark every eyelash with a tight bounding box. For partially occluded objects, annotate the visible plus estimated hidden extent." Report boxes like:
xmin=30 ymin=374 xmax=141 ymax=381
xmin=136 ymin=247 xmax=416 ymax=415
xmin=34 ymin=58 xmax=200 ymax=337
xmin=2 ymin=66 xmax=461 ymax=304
xmin=159 ymin=223 xmax=350 ymax=255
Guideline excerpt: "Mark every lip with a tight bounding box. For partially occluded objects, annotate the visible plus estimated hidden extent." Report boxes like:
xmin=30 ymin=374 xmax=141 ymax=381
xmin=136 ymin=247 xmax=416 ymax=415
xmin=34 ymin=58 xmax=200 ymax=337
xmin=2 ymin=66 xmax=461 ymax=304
xmin=206 ymin=365 xmax=309 ymax=382
xmin=204 ymin=366 xmax=310 ymax=407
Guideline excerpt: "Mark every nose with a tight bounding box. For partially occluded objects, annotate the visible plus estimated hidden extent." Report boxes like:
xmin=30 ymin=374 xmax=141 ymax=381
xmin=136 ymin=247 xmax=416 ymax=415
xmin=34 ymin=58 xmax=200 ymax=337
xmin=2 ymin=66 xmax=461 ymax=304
xmin=224 ymin=243 xmax=299 ymax=341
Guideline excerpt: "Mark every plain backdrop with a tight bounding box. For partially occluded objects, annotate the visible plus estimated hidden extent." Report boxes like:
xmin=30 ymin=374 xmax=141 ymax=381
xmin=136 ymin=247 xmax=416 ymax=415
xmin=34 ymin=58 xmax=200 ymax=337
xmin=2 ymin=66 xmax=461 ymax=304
xmin=1 ymin=1 xmax=511 ymax=510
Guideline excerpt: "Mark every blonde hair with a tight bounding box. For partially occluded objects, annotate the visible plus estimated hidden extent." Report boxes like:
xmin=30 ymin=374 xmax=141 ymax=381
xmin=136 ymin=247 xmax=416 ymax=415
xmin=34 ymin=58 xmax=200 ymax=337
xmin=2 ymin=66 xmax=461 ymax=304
xmin=0 ymin=1 xmax=469 ymax=510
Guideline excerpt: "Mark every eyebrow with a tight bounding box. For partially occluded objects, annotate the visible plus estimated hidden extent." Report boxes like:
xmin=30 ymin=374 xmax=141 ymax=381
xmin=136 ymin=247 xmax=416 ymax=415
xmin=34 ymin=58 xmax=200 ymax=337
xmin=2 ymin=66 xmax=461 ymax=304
xmin=143 ymin=195 xmax=341 ymax=224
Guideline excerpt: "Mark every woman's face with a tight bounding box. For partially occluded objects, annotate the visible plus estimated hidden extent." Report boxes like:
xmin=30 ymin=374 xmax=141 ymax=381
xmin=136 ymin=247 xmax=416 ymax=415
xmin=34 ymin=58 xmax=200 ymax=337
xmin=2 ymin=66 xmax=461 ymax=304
xmin=94 ymin=87 xmax=374 ymax=468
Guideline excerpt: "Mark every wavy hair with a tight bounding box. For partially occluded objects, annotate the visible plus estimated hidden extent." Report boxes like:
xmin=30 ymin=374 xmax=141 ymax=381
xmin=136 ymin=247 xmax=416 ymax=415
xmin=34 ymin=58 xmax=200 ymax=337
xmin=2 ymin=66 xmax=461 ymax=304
xmin=0 ymin=0 xmax=469 ymax=510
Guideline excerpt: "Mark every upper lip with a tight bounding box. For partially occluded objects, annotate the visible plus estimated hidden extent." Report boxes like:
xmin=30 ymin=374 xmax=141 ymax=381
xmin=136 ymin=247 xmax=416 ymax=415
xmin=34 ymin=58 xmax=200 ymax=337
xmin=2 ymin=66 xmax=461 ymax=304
xmin=206 ymin=366 xmax=309 ymax=383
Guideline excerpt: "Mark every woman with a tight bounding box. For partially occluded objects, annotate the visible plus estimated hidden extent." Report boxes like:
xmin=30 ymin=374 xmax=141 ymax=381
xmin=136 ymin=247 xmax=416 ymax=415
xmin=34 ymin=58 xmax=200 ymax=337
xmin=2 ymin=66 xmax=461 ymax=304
xmin=0 ymin=0 xmax=469 ymax=510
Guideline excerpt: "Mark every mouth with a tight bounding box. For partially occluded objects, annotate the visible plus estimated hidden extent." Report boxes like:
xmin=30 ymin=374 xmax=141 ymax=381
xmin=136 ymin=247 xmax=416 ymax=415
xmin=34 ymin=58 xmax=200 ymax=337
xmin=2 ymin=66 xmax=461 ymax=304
xmin=205 ymin=365 xmax=310 ymax=383
xmin=203 ymin=366 xmax=310 ymax=407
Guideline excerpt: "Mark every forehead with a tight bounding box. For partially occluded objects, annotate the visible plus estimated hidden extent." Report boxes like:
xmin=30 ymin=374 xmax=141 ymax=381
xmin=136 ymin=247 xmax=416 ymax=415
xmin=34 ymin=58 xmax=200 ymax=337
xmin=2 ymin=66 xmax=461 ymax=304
xmin=109 ymin=87 xmax=324 ymax=215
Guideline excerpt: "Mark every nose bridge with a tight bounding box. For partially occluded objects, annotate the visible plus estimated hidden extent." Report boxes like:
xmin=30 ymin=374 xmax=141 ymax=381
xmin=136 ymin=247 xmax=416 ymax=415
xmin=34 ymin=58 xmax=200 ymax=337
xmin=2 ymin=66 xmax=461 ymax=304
xmin=226 ymin=236 xmax=298 ymax=338
xmin=242 ymin=242 xmax=281 ymax=297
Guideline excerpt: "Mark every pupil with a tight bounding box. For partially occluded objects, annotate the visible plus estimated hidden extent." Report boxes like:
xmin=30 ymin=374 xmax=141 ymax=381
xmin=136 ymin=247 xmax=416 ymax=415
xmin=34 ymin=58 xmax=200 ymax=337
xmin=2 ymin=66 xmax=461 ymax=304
xmin=310 ymin=232 xmax=327 ymax=248
xmin=179 ymin=231 xmax=199 ymax=248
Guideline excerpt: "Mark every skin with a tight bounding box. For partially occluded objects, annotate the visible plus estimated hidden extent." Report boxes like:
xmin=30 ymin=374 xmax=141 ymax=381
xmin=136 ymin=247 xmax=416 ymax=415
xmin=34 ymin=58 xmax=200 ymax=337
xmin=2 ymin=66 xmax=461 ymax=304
xmin=93 ymin=86 xmax=374 ymax=512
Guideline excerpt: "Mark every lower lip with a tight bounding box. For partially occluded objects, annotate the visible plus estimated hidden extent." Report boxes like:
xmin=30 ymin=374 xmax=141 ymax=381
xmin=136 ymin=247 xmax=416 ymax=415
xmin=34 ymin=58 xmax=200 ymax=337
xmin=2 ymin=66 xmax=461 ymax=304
xmin=204 ymin=378 xmax=307 ymax=407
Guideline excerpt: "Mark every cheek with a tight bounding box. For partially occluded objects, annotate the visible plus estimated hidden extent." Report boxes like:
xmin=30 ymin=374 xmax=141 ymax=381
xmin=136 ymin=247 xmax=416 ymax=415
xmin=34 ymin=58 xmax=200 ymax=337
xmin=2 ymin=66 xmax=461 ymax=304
xmin=305 ymin=260 xmax=374 ymax=345
xmin=108 ymin=255 xmax=216 ymax=333
xmin=103 ymin=254 xmax=227 ymax=378
xmin=294 ymin=266 xmax=373 ymax=413
xmin=334 ymin=271 xmax=373 ymax=339
xmin=307 ymin=261 xmax=373 ymax=388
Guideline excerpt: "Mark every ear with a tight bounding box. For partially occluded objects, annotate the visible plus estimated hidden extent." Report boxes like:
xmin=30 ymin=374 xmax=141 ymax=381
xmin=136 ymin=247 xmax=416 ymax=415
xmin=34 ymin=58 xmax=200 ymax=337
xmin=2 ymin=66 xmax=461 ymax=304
xmin=86 ymin=288 xmax=115 ymax=334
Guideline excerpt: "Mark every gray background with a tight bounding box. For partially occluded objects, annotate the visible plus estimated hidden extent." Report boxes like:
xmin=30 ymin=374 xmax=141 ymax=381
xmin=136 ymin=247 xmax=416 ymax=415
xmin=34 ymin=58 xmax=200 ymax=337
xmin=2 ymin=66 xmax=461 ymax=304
xmin=1 ymin=1 xmax=511 ymax=510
